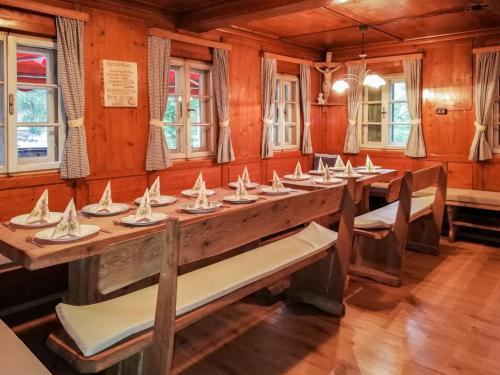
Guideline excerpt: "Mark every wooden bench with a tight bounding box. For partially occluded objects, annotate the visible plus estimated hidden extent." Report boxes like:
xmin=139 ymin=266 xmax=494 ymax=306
xmin=350 ymin=164 xmax=447 ymax=287
xmin=47 ymin=180 xmax=356 ymax=374
xmin=0 ymin=320 xmax=51 ymax=375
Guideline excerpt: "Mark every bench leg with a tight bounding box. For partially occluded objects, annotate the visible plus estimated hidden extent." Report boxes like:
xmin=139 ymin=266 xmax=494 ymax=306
xmin=407 ymin=214 xmax=441 ymax=256
xmin=447 ymin=206 xmax=458 ymax=242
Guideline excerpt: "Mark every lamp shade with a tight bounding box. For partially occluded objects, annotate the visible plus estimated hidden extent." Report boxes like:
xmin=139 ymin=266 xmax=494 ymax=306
xmin=363 ymin=73 xmax=385 ymax=88
xmin=332 ymin=79 xmax=349 ymax=93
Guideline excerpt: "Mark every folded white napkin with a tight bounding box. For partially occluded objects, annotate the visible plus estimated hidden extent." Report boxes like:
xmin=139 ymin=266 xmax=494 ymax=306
xmin=242 ymin=167 xmax=251 ymax=185
xmin=149 ymin=177 xmax=161 ymax=203
xmin=333 ymin=156 xmax=345 ymax=170
xmin=365 ymin=155 xmax=375 ymax=172
xmin=97 ymin=182 xmax=113 ymax=212
xmin=317 ymin=157 xmax=325 ymax=172
xmin=323 ymin=167 xmax=334 ymax=182
xmin=134 ymin=189 xmax=153 ymax=222
xmin=26 ymin=189 xmax=50 ymax=224
xmin=272 ymin=170 xmax=285 ymax=191
xmin=52 ymin=199 xmax=81 ymax=239
xmin=345 ymin=160 xmax=356 ymax=176
xmin=192 ymin=172 xmax=204 ymax=192
xmin=235 ymin=176 xmax=249 ymax=200
xmin=292 ymin=162 xmax=304 ymax=179
xmin=194 ymin=182 xmax=210 ymax=209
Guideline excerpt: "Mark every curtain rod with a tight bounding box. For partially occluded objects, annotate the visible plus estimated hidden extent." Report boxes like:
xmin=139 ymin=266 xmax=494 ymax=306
xmin=473 ymin=45 xmax=500 ymax=54
xmin=262 ymin=52 xmax=314 ymax=66
xmin=344 ymin=53 xmax=423 ymax=66
xmin=147 ymin=28 xmax=232 ymax=50
xmin=0 ymin=0 xmax=89 ymax=22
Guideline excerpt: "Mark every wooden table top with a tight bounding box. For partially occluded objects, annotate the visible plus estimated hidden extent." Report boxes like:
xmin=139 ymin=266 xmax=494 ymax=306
xmin=0 ymin=186 xmax=313 ymax=271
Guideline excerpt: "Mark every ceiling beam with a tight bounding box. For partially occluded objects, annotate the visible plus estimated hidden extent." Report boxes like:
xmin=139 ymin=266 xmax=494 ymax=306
xmin=176 ymin=0 xmax=345 ymax=33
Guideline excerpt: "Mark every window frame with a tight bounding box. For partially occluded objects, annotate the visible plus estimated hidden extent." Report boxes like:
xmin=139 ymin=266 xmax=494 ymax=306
xmin=358 ymin=73 xmax=410 ymax=150
xmin=1 ymin=33 xmax=65 ymax=174
xmin=488 ymin=73 xmax=500 ymax=153
xmin=272 ymin=73 xmax=301 ymax=152
xmin=165 ymin=57 xmax=216 ymax=160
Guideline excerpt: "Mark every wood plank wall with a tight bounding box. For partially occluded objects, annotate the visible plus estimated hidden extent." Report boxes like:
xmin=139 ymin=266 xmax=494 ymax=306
xmin=0 ymin=6 xmax=322 ymax=221
xmin=315 ymin=36 xmax=500 ymax=192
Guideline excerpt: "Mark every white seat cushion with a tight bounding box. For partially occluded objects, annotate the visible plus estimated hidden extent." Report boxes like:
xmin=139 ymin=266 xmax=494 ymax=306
xmin=354 ymin=196 xmax=434 ymax=229
xmin=414 ymin=187 xmax=500 ymax=207
xmin=56 ymin=222 xmax=337 ymax=357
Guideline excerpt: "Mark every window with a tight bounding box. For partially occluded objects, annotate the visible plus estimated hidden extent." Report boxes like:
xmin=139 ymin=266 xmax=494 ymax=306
xmin=0 ymin=34 xmax=65 ymax=174
xmin=164 ymin=58 xmax=215 ymax=159
xmin=272 ymin=74 xmax=300 ymax=151
xmin=488 ymin=74 xmax=500 ymax=153
xmin=358 ymin=75 xmax=411 ymax=149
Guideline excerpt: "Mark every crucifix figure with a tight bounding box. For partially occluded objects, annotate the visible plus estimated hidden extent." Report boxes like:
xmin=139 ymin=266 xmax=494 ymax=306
xmin=314 ymin=51 xmax=343 ymax=103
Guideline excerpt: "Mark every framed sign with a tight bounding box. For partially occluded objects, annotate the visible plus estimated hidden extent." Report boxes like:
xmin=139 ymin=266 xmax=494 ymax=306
xmin=101 ymin=60 xmax=138 ymax=107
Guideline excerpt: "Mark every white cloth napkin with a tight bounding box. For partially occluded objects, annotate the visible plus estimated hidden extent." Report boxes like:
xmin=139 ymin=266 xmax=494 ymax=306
xmin=194 ymin=182 xmax=210 ymax=209
xmin=333 ymin=156 xmax=345 ymax=170
xmin=52 ymin=199 xmax=81 ymax=239
xmin=272 ymin=171 xmax=285 ymax=191
xmin=97 ymin=182 xmax=113 ymax=212
xmin=26 ymin=189 xmax=50 ymax=224
xmin=235 ymin=176 xmax=249 ymax=200
xmin=134 ymin=189 xmax=153 ymax=222
xmin=317 ymin=157 xmax=325 ymax=172
xmin=149 ymin=177 xmax=161 ymax=203
xmin=365 ymin=155 xmax=375 ymax=172
xmin=241 ymin=167 xmax=251 ymax=185
xmin=192 ymin=172 xmax=204 ymax=192
xmin=292 ymin=162 xmax=304 ymax=179
xmin=323 ymin=167 xmax=334 ymax=182
xmin=345 ymin=160 xmax=356 ymax=176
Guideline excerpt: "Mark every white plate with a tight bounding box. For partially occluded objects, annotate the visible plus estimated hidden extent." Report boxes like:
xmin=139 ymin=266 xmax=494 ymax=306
xmin=228 ymin=182 xmax=260 ymax=190
xmin=81 ymin=203 xmax=130 ymax=216
xmin=260 ymin=187 xmax=291 ymax=196
xmin=357 ymin=169 xmax=382 ymax=175
xmin=10 ymin=213 xmax=63 ymax=228
xmin=134 ymin=195 xmax=177 ymax=207
xmin=223 ymin=195 xmax=258 ymax=204
xmin=120 ymin=212 xmax=168 ymax=226
xmin=336 ymin=173 xmax=363 ymax=179
xmin=312 ymin=177 xmax=343 ymax=185
xmin=356 ymin=165 xmax=382 ymax=170
xmin=35 ymin=224 xmax=100 ymax=243
xmin=284 ymin=174 xmax=311 ymax=181
xmin=181 ymin=189 xmax=216 ymax=197
xmin=308 ymin=169 xmax=327 ymax=176
xmin=181 ymin=201 xmax=222 ymax=213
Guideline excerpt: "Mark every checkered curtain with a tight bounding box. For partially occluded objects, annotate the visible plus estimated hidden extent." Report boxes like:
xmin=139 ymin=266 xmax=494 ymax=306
xmin=404 ymin=59 xmax=426 ymax=157
xmin=343 ymin=64 xmax=366 ymax=154
xmin=56 ymin=17 xmax=90 ymax=179
xmin=300 ymin=64 xmax=313 ymax=154
xmin=146 ymin=36 xmax=172 ymax=171
xmin=213 ymin=48 xmax=235 ymax=163
xmin=261 ymin=58 xmax=277 ymax=159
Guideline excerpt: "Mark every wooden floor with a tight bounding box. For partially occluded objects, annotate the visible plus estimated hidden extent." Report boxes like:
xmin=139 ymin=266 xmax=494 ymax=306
xmin=10 ymin=237 xmax=500 ymax=375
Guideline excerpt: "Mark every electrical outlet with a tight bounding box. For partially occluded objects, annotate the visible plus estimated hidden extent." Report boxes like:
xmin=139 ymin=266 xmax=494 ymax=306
xmin=435 ymin=108 xmax=447 ymax=115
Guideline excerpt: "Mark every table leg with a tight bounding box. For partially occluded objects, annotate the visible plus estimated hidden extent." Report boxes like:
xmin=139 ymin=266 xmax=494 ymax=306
xmin=360 ymin=185 xmax=371 ymax=214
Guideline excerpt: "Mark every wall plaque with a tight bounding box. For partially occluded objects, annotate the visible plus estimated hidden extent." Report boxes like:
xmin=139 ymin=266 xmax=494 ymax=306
xmin=101 ymin=60 xmax=138 ymax=107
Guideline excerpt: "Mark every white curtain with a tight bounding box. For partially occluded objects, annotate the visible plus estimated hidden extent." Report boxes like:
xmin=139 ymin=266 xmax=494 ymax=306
xmin=56 ymin=17 xmax=90 ymax=179
xmin=343 ymin=64 xmax=366 ymax=154
xmin=468 ymin=51 xmax=500 ymax=161
xmin=261 ymin=58 xmax=277 ymax=159
xmin=213 ymin=48 xmax=235 ymax=163
xmin=403 ymin=59 xmax=426 ymax=157
xmin=300 ymin=64 xmax=313 ymax=154
xmin=146 ymin=36 xmax=172 ymax=171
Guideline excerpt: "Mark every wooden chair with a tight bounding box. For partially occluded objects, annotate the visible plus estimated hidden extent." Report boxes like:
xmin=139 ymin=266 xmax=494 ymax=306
xmin=350 ymin=164 xmax=447 ymax=287
xmin=47 ymin=180 xmax=356 ymax=374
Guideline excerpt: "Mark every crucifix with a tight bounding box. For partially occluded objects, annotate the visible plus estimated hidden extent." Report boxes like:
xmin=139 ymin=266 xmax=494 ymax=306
xmin=314 ymin=51 xmax=343 ymax=103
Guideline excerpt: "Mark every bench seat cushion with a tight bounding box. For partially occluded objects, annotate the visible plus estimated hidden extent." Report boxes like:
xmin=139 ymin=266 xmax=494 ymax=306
xmin=0 ymin=320 xmax=51 ymax=375
xmin=354 ymin=196 xmax=434 ymax=229
xmin=414 ymin=187 xmax=500 ymax=207
xmin=56 ymin=222 xmax=337 ymax=357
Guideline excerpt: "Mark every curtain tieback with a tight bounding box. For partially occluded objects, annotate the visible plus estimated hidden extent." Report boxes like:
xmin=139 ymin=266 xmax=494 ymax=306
xmin=304 ymin=122 xmax=311 ymax=127
xmin=68 ymin=118 xmax=84 ymax=128
xmin=410 ymin=119 xmax=422 ymax=125
xmin=220 ymin=119 xmax=230 ymax=128
xmin=348 ymin=119 xmax=356 ymax=126
xmin=150 ymin=119 xmax=164 ymax=127
xmin=474 ymin=121 xmax=487 ymax=132
xmin=263 ymin=119 xmax=273 ymax=125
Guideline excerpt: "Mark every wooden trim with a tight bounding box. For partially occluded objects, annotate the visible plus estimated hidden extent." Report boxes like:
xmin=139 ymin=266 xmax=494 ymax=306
xmin=345 ymin=53 xmax=423 ymax=66
xmin=262 ymin=52 xmax=313 ymax=66
xmin=0 ymin=0 xmax=89 ymax=22
xmin=147 ymin=28 xmax=232 ymax=50
xmin=473 ymin=45 xmax=500 ymax=54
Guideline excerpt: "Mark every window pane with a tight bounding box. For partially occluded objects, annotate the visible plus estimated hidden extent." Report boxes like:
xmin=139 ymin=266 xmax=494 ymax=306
xmin=164 ymin=125 xmax=182 ymax=153
xmin=392 ymin=81 xmax=407 ymax=101
xmin=191 ymin=125 xmax=213 ymax=153
xmin=284 ymin=125 xmax=297 ymax=146
xmin=168 ymin=66 xmax=182 ymax=94
xmin=272 ymin=125 xmax=280 ymax=147
xmin=0 ymin=85 xmax=4 ymax=124
xmin=17 ymin=46 xmax=56 ymax=85
xmin=275 ymin=80 xmax=280 ymax=101
xmin=283 ymin=103 xmax=296 ymax=123
xmin=164 ymin=96 xmax=182 ymax=123
xmin=189 ymin=97 xmax=211 ymax=124
xmin=363 ymin=124 xmax=382 ymax=143
xmin=0 ymin=126 xmax=4 ymax=166
xmin=274 ymin=103 xmax=279 ymax=123
xmin=0 ymin=41 xmax=4 ymax=82
xmin=190 ymin=69 xmax=210 ymax=96
xmin=366 ymin=86 xmax=382 ymax=101
xmin=392 ymin=102 xmax=411 ymax=123
xmin=17 ymin=87 xmax=58 ymax=123
xmin=391 ymin=124 xmax=411 ymax=144
xmin=363 ymin=103 xmax=382 ymax=122
xmin=17 ymin=126 xmax=59 ymax=162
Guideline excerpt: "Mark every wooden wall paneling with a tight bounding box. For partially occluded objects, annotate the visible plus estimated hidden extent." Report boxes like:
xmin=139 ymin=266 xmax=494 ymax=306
xmin=482 ymin=162 xmax=500 ymax=191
